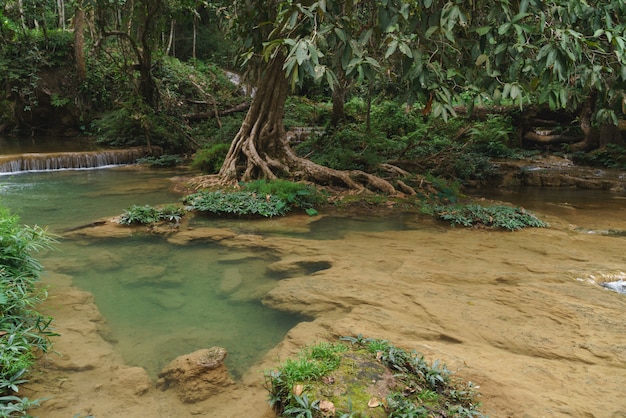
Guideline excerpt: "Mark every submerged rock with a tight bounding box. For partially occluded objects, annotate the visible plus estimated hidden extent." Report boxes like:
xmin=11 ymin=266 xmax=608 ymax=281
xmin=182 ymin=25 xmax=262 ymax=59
xmin=156 ymin=347 xmax=235 ymax=403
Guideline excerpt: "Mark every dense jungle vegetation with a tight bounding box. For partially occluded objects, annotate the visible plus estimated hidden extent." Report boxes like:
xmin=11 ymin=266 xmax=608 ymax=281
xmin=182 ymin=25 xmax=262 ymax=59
xmin=1 ymin=0 xmax=626 ymax=415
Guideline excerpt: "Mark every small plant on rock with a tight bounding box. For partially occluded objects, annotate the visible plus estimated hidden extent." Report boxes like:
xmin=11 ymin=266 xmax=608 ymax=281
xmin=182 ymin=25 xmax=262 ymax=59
xmin=428 ymin=203 xmax=547 ymax=231
xmin=117 ymin=204 xmax=184 ymax=225
xmin=183 ymin=190 xmax=288 ymax=217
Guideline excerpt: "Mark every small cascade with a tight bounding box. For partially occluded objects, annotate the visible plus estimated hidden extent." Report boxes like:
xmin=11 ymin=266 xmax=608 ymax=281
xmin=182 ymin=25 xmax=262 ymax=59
xmin=0 ymin=146 xmax=161 ymax=174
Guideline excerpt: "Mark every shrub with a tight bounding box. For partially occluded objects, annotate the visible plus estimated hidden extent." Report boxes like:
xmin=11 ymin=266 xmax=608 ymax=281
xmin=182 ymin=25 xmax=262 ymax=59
xmin=0 ymin=205 xmax=56 ymax=414
xmin=571 ymin=144 xmax=626 ymax=170
xmin=191 ymin=144 xmax=230 ymax=173
xmin=136 ymin=155 xmax=183 ymax=168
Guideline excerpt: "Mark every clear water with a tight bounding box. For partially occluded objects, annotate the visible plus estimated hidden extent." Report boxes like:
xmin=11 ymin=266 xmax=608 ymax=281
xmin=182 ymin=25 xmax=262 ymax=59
xmin=0 ymin=167 xmax=303 ymax=378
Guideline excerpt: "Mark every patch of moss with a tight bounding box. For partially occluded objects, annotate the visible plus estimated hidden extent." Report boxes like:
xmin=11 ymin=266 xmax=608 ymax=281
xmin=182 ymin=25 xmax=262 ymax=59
xmin=265 ymin=336 xmax=485 ymax=417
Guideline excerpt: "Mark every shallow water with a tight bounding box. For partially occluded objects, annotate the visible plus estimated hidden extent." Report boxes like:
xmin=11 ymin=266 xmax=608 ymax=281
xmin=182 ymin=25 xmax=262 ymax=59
xmin=5 ymin=167 xmax=626 ymax=417
xmin=0 ymin=167 xmax=303 ymax=378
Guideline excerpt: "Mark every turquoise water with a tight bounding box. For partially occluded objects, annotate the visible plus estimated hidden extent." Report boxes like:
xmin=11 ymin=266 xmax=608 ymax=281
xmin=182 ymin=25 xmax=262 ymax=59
xmin=0 ymin=167 xmax=302 ymax=378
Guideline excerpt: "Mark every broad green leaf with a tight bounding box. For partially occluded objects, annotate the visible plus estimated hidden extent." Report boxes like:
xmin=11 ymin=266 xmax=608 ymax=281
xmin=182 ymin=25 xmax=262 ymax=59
xmin=476 ymin=26 xmax=491 ymax=36
xmin=498 ymin=22 xmax=511 ymax=35
xmin=295 ymin=42 xmax=308 ymax=65
xmin=475 ymin=54 xmax=488 ymax=66
xmin=318 ymin=0 xmax=326 ymax=13
xmin=334 ymin=28 xmax=347 ymax=42
xmin=398 ymin=42 xmax=413 ymax=58
xmin=385 ymin=39 xmax=399 ymax=59
xmin=364 ymin=56 xmax=381 ymax=69
xmin=359 ymin=28 xmax=373 ymax=45
xmin=425 ymin=25 xmax=439 ymax=39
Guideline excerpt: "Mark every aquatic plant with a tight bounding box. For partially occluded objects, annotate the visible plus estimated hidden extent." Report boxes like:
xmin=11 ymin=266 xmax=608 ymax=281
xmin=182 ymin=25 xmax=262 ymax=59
xmin=265 ymin=337 xmax=484 ymax=417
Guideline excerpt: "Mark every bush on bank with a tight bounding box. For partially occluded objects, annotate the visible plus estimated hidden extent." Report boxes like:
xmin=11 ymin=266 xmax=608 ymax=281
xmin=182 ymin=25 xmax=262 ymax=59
xmin=0 ymin=206 xmax=56 ymax=416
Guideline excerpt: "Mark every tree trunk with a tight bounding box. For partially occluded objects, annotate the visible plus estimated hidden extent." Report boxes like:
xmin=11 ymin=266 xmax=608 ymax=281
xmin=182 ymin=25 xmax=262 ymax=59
xmin=219 ymin=55 xmax=290 ymax=181
xmin=331 ymin=67 xmax=346 ymax=126
xmin=570 ymin=93 xmax=598 ymax=152
xmin=74 ymin=4 xmax=86 ymax=84
xmin=218 ymin=56 xmax=396 ymax=194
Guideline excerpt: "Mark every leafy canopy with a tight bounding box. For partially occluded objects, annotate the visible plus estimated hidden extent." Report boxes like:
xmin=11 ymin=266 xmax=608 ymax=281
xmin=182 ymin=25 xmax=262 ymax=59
xmin=225 ymin=0 xmax=626 ymax=122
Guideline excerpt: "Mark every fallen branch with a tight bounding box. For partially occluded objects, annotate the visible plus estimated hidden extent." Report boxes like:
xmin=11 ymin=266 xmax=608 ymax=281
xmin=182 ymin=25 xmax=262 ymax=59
xmin=183 ymin=102 xmax=250 ymax=122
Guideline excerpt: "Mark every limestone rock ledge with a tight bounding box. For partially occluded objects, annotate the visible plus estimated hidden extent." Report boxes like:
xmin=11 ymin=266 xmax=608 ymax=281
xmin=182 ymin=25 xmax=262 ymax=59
xmin=157 ymin=347 xmax=235 ymax=403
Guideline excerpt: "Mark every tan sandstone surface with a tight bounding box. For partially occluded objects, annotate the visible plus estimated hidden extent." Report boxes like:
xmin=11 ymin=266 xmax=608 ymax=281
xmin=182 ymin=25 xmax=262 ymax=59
xmin=24 ymin=209 xmax=626 ymax=418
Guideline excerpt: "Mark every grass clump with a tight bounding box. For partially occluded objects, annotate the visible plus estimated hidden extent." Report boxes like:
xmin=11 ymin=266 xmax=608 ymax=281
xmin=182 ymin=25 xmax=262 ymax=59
xmin=117 ymin=204 xmax=184 ymax=225
xmin=427 ymin=203 xmax=547 ymax=231
xmin=265 ymin=336 xmax=484 ymax=417
xmin=0 ymin=205 xmax=56 ymax=415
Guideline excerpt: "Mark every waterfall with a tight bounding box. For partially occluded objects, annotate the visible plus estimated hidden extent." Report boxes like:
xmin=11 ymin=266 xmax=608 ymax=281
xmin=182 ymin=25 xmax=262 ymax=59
xmin=0 ymin=146 xmax=161 ymax=174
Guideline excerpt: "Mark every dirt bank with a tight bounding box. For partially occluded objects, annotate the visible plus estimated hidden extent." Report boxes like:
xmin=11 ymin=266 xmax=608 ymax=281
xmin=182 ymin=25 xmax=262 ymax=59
xmin=24 ymin=207 xmax=626 ymax=418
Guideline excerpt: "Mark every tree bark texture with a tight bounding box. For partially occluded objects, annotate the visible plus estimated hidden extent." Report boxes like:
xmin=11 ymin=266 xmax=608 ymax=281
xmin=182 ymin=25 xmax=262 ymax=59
xmin=218 ymin=56 xmax=396 ymax=194
xmin=73 ymin=5 xmax=86 ymax=84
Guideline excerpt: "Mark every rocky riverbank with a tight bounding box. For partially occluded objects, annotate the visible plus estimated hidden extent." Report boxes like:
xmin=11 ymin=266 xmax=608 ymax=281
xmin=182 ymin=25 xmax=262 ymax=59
xmin=24 ymin=201 xmax=626 ymax=417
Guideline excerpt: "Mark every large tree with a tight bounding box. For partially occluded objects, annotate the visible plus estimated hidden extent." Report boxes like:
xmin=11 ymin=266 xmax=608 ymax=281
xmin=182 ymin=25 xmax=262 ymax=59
xmin=217 ymin=0 xmax=626 ymax=191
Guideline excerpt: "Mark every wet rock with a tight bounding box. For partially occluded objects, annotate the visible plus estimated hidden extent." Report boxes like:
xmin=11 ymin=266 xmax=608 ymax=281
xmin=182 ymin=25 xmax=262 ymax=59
xmin=167 ymin=228 xmax=236 ymax=245
xmin=266 ymin=256 xmax=333 ymax=278
xmin=87 ymin=250 xmax=123 ymax=271
xmin=111 ymin=366 xmax=152 ymax=396
xmin=219 ymin=267 xmax=243 ymax=294
xmin=157 ymin=347 xmax=235 ymax=403
xmin=117 ymin=264 xmax=181 ymax=287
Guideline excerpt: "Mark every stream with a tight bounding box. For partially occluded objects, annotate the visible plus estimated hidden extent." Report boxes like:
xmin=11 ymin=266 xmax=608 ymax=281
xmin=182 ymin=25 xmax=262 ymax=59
xmin=1 ymin=157 xmax=625 ymax=417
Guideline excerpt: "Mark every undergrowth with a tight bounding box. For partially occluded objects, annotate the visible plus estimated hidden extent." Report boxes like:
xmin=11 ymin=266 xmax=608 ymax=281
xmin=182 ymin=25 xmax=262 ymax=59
xmin=0 ymin=205 xmax=56 ymax=416
xmin=117 ymin=204 xmax=184 ymax=225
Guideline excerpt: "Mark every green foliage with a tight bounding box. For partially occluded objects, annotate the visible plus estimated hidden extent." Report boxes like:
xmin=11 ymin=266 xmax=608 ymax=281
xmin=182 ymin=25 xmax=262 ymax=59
xmin=239 ymin=180 xmax=326 ymax=213
xmin=571 ymin=144 xmax=626 ymax=170
xmin=183 ymin=191 xmax=288 ymax=218
xmin=0 ymin=205 xmax=55 ymax=413
xmin=267 ymin=337 xmax=484 ymax=417
xmin=191 ymin=144 xmax=231 ymax=174
xmin=429 ymin=204 xmax=547 ymax=231
xmin=184 ymin=180 xmax=325 ymax=218
xmin=136 ymin=155 xmax=183 ymax=168
xmin=117 ymin=205 xmax=184 ymax=225
xmin=296 ymin=123 xmax=391 ymax=171
xmin=284 ymin=96 xmax=330 ymax=129
xmin=467 ymin=115 xmax=518 ymax=159
xmin=91 ymin=98 xmax=187 ymax=152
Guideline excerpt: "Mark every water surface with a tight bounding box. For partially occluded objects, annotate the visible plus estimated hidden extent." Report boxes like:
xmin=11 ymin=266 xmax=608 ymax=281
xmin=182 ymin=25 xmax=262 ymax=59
xmin=1 ymin=167 xmax=302 ymax=378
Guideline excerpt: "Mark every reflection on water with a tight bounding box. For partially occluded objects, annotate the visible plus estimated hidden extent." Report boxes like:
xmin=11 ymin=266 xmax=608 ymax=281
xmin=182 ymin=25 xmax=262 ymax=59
xmin=475 ymin=187 xmax=626 ymax=232
xmin=0 ymin=167 xmax=302 ymax=379
xmin=0 ymin=136 xmax=98 ymax=155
